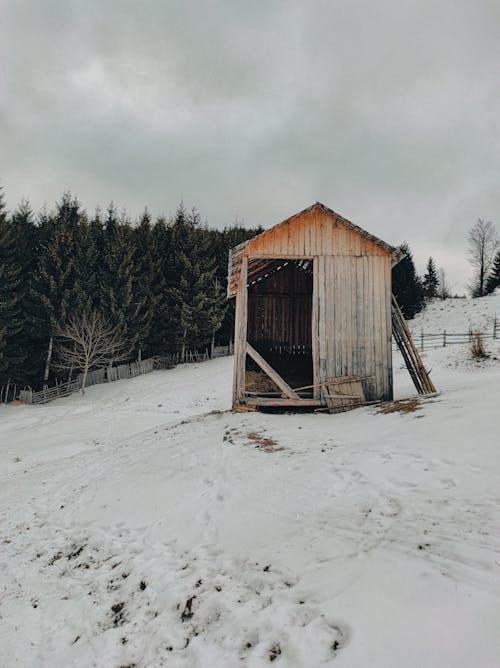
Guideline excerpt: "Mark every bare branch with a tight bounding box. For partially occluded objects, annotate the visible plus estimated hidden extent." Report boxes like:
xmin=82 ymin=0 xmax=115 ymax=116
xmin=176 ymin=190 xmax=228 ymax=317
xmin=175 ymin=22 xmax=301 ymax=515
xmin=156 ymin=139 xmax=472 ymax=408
xmin=468 ymin=218 xmax=498 ymax=297
xmin=53 ymin=311 xmax=128 ymax=394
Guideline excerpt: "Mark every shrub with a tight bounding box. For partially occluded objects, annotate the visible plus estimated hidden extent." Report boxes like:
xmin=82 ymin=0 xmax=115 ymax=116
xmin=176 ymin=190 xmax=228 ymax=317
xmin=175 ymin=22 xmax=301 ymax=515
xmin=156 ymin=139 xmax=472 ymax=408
xmin=471 ymin=333 xmax=488 ymax=359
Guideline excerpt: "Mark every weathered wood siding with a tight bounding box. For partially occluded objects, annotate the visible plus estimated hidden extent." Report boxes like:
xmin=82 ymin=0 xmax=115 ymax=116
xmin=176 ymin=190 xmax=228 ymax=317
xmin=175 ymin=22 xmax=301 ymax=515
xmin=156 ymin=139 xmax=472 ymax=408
xmin=246 ymin=207 xmax=387 ymax=258
xmin=315 ymin=255 xmax=393 ymax=401
xmin=230 ymin=203 xmax=399 ymax=407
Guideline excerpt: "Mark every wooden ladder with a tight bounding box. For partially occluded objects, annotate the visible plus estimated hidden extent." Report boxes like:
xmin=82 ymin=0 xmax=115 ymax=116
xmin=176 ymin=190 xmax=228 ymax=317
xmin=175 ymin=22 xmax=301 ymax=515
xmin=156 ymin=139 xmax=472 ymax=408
xmin=391 ymin=295 xmax=436 ymax=395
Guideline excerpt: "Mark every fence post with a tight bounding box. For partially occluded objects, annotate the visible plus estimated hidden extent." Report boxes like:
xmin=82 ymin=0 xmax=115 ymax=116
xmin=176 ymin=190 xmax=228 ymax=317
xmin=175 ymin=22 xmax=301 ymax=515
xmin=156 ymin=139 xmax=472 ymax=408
xmin=494 ymin=315 xmax=497 ymax=340
xmin=420 ymin=330 xmax=424 ymax=351
xmin=443 ymin=330 xmax=446 ymax=347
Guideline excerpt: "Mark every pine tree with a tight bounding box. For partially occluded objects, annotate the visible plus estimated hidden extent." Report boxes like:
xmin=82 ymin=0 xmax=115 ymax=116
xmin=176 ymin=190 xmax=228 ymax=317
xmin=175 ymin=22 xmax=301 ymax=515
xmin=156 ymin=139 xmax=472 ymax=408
xmin=131 ymin=209 xmax=159 ymax=358
xmin=392 ymin=242 xmax=425 ymax=319
xmin=485 ymin=250 xmax=500 ymax=294
xmin=33 ymin=193 xmax=88 ymax=383
xmin=209 ymin=224 xmax=263 ymax=345
xmin=207 ymin=277 xmax=228 ymax=353
xmin=422 ymin=257 xmax=439 ymax=299
xmin=147 ymin=216 xmax=172 ymax=353
xmin=97 ymin=205 xmax=137 ymax=356
xmin=167 ymin=206 xmax=224 ymax=355
xmin=0 ymin=189 xmax=25 ymax=383
xmin=9 ymin=200 xmax=41 ymax=383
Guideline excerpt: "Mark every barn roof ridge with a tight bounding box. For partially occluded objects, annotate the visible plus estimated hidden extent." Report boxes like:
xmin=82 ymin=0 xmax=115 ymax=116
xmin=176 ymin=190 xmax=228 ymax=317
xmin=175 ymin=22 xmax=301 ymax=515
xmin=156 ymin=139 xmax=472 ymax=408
xmin=231 ymin=201 xmax=399 ymax=257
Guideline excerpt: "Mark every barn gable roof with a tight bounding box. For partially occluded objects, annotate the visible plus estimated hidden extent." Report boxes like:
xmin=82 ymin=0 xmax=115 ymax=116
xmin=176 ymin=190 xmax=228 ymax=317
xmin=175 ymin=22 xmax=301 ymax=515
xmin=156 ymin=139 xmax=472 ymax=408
xmin=227 ymin=202 xmax=401 ymax=297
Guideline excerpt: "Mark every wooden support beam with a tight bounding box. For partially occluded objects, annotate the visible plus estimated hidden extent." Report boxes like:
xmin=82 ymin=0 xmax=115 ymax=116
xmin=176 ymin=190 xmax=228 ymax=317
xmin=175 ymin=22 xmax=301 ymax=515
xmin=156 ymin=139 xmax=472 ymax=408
xmin=246 ymin=343 xmax=300 ymax=399
xmin=312 ymin=256 xmax=320 ymax=400
xmin=247 ymin=259 xmax=279 ymax=280
xmin=233 ymin=256 xmax=248 ymax=405
xmin=245 ymin=397 xmax=322 ymax=407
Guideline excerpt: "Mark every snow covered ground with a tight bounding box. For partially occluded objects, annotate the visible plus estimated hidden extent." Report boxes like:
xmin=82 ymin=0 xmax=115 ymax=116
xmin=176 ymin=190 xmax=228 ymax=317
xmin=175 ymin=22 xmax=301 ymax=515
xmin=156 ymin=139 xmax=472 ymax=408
xmin=410 ymin=293 xmax=499 ymax=335
xmin=1 ymin=296 xmax=500 ymax=667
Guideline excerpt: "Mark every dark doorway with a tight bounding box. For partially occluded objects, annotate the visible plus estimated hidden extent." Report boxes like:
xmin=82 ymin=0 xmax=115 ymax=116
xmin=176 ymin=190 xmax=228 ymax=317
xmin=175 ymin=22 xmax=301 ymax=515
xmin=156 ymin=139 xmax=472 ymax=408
xmin=245 ymin=259 xmax=313 ymax=397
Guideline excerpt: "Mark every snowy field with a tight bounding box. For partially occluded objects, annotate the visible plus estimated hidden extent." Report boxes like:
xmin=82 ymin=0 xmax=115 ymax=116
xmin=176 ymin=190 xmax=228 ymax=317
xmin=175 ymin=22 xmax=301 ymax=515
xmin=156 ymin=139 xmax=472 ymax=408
xmin=1 ymin=296 xmax=500 ymax=667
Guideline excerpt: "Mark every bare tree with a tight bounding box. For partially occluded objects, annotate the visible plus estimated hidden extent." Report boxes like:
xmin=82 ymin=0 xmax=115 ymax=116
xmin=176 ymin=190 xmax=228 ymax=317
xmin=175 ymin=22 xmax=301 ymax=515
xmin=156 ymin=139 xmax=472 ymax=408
xmin=438 ymin=267 xmax=451 ymax=300
xmin=468 ymin=219 xmax=498 ymax=297
xmin=53 ymin=311 xmax=128 ymax=394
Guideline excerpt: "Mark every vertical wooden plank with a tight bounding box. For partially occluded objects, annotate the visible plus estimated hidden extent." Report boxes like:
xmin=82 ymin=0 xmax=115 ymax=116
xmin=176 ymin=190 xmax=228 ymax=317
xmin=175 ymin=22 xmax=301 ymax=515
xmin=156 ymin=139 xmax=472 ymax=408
xmin=232 ymin=282 xmax=242 ymax=406
xmin=326 ymin=256 xmax=334 ymax=380
xmin=325 ymin=214 xmax=333 ymax=256
xmin=350 ymin=255 xmax=358 ymax=376
xmin=333 ymin=255 xmax=342 ymax=379
xmin=344 ymin=256 xmax=353 ymax=376
xmin=318 ymin=256 xmax=327 ymax=398
xmin=236 ymin=255 xmax=248 ymax=402
xmin=384 ymin=257 xmax=393 ymax=400
xmin=304 ymin=211 xmax=311 ymax=256
xmin=283 ymin=221 xmax=290 ymax=255
xmin=312 ymin=256 xmax=320 ymax=399
xmin=342 ymin=256 xmax=350 ymax=376
xmin=333 ymin=256 xmax=340 ymax=377
xmin=378 ymin=257 xmax=387 ymax=398
xmin=372 ymin=256 xmax=383 ymax=399
xmin=340 ymin=256 xmax=347 ymax=376
xmin=356 ymin=256 xmax=365 ymax=393
xmin=310 ymin=211 xmax=316 ymax=255
xmin=324 ymin=212 xmax=331 ymax=255
xmin=369 ymin=255 xmax=378 ymax=398
xmin=373 ymin=255 xmax=381 ymax=398
xmin=363 ymin=256 xmax=374 ymax=399
xmin=380 ymin=256 xmax=390 ymax=399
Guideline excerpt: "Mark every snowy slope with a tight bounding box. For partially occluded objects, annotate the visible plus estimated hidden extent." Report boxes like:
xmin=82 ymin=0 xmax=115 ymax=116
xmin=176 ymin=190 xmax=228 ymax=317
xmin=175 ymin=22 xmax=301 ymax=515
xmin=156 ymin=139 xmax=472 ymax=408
xmin=409 ymin=292 xmax=500 ymax=334
xmin=1 ymin=304 xmax=499 ymax=668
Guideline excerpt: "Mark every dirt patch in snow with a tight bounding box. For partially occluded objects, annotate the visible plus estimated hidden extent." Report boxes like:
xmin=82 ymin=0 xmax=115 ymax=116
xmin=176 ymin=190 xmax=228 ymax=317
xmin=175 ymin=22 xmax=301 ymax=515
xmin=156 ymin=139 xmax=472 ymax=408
xmin=246 ymin=431 xmax=284 ymax=452
xmin=377 ymin=399 xmax=422 ymax=415
xmin=223 ymin=428 xmax=285 ymax=452
xmin=1 ymin=520 xmax=347 ymax=666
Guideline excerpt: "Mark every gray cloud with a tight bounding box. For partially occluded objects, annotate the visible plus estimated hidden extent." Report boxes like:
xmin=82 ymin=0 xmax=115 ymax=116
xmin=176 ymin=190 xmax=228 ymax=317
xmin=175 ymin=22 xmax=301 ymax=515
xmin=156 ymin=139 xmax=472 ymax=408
xmin=2 ymin=0 xmax=500 ymax=290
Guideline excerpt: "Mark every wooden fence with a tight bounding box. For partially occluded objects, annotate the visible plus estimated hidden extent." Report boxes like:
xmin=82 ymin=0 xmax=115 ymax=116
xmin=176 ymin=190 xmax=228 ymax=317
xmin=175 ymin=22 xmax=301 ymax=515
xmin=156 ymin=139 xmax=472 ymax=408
xmin=5 ymin=346 xmax=234 ymax=406
xmin=19 ymin=379 xmax=81 ymax=405
xmin=405 ymin=318 xmax=498 ymax=352
xmin=212 ymin=342 xmax=234 ymax=358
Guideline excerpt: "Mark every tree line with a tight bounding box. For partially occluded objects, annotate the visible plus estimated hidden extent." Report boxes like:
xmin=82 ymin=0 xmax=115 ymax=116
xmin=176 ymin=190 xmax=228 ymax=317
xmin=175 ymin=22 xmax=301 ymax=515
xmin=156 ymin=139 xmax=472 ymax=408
xmin=1 ymin=186 xmax=498 ymax=389
xmin=0 ymin=189 xmax=261 ymax=388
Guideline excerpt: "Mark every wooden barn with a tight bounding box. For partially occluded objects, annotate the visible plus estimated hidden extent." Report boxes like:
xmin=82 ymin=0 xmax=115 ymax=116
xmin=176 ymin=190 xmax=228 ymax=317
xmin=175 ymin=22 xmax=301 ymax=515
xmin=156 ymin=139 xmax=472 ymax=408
xmin=228 ymin=202 xmax=434 ymax=411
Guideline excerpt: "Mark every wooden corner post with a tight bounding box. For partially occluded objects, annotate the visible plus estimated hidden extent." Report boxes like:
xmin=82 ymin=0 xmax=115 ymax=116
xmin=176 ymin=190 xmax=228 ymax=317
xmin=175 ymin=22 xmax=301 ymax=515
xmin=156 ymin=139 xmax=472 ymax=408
xmin=232 ymin=254 xmax=248 ymax=406
xmin=311 ymin=256 xmax=320 ymax=400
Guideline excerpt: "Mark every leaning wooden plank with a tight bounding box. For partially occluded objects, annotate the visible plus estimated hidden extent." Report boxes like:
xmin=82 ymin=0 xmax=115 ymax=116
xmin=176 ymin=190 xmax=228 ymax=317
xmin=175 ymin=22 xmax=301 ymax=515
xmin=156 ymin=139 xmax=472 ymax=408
xmin=246 ymin=343 xmax=300 ymax=399
xmin=391 ymin=295 xmax=436 ymax=394
xmin=325 ymin=375 xmax=373 ymax=385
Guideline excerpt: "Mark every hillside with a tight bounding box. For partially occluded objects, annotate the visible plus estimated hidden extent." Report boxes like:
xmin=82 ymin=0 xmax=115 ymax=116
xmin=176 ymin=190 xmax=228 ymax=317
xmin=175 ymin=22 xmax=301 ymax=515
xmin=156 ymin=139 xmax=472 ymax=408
xmin=409 ymin=292 xmax=500 ymax=335
xmin=1 ymin=299 xmax=499 ymax=667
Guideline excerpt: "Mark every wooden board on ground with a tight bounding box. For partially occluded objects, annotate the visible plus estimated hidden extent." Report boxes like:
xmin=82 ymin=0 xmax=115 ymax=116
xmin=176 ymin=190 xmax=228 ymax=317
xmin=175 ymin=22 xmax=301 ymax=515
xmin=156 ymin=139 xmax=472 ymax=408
xmin=322 ymin=375 xmax=365 ymax=413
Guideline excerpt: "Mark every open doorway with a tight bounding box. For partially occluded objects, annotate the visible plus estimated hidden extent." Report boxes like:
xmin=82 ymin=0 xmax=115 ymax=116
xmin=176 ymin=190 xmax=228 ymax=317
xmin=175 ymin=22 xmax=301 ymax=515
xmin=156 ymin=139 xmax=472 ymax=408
xmin=245 ymin=258 xmax=314 ymax=399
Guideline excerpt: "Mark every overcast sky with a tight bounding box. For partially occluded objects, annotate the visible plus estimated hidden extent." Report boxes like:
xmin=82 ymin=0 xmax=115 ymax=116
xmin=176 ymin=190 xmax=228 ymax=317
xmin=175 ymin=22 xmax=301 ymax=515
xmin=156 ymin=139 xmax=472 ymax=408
xmin=2 ymin=0 xmax=499 ymax=290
